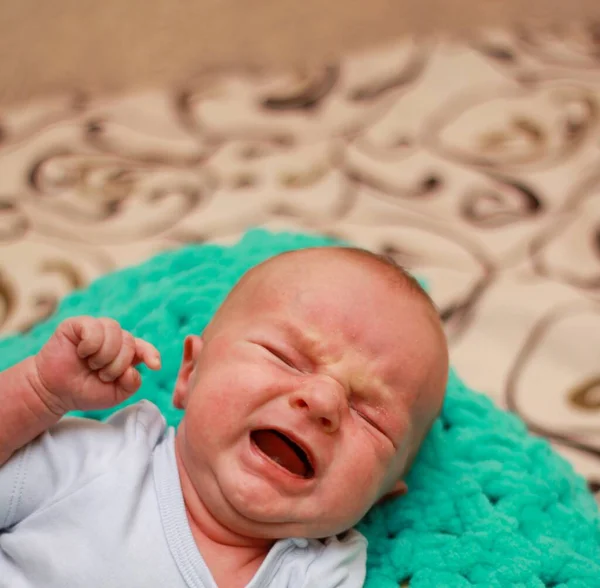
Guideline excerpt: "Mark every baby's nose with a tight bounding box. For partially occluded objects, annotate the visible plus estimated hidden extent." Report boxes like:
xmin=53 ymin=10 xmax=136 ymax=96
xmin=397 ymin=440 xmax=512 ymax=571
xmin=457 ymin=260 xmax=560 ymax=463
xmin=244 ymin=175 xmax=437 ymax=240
xmin=289 ymin=378 xmax=344 ymax=433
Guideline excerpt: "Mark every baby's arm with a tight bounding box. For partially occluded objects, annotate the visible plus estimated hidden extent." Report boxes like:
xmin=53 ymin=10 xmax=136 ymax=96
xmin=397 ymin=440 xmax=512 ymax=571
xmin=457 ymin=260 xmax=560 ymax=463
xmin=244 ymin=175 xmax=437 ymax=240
xmin=0 ymin=316 xmax=161 ymax=466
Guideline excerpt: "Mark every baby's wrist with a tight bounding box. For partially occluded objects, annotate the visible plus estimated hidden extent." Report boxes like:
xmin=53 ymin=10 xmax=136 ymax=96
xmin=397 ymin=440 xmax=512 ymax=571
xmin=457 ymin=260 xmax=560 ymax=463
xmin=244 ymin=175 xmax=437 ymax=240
xmin=0 ymin=356 xmax=65 ymax=466
xmin=28 ymin=355 xmax=70 ymax=418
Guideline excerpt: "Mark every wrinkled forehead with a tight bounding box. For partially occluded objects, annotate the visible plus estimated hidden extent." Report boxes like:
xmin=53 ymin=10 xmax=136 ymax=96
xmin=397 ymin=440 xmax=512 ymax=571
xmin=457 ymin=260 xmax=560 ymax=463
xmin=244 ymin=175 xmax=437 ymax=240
xmin=235 ymin=251 xmax=443 ymax=368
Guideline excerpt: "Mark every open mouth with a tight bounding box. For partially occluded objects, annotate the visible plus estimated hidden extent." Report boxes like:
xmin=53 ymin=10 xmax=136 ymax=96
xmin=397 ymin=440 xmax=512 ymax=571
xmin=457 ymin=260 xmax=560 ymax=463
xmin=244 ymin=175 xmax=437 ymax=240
xmin=251 ymin=429 xmax=315 ymax=479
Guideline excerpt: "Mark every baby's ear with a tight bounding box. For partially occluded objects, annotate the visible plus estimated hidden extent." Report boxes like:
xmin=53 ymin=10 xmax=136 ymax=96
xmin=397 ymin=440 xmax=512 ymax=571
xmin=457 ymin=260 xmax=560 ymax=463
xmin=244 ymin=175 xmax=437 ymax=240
xmin=173 ymin=335 xmax=204 ymax=409
xmin=377 ymin=480 xmax=408 ymax=505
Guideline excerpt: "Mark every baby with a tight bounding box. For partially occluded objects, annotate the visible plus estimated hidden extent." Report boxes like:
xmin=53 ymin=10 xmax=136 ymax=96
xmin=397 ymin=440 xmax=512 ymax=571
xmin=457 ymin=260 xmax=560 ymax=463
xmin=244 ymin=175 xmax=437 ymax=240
xmin=0 ymin=246 xmax=449 ymax=588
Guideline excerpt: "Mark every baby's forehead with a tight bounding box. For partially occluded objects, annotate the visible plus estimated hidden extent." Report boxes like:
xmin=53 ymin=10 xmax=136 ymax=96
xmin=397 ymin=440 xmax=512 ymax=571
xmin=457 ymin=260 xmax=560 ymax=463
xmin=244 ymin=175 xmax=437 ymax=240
xmin=235 ymin=252 xmax=432 ymax=329
xmin=227 ymin=250 xmax=440 ymax=352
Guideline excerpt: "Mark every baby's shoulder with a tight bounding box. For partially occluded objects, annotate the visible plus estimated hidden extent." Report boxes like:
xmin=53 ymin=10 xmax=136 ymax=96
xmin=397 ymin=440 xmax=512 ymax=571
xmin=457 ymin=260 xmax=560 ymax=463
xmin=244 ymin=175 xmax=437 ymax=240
xmin=0 ymin=401 xmax=168 ymax=527
xmin=51 ymin=400 xmax=166 ymax=458
xmin=100 ymin=400 xmax=167 ymax=447
xmin=30 ymin=400 xmax=167 ymax=483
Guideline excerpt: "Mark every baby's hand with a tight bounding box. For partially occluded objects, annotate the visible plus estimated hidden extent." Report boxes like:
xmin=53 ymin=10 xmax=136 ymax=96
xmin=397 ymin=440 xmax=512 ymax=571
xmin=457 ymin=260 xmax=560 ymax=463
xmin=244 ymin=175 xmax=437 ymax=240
xmin=33 ymin=316 xmax=161 ymax=416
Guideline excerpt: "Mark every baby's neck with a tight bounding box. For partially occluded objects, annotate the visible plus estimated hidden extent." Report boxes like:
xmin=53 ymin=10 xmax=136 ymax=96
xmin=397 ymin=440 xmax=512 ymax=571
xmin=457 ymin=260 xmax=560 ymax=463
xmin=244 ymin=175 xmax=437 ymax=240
xmin=175 ymin=448 xmax=274 ymax=587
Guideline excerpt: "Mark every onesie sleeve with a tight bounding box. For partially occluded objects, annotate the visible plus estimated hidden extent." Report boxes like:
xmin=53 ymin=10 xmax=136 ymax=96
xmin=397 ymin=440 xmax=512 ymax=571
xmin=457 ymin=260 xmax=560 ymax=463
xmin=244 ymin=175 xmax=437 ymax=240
xmin=302 ymin=529 xmax=368 ymax=587
xmin=0 ymin=400 xmax=164 ymax=531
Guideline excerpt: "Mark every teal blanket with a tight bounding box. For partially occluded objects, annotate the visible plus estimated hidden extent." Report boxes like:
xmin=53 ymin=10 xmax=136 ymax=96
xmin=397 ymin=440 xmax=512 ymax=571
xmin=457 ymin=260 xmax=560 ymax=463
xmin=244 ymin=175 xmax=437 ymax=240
xmin=1 ymin=229 xmax=598 ymax=587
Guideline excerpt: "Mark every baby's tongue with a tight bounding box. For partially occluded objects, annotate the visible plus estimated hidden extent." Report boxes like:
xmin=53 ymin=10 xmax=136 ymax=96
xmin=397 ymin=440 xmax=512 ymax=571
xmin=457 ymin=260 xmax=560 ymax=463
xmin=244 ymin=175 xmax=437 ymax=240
xmin=251 ymin=430 xmax=307 ymax=477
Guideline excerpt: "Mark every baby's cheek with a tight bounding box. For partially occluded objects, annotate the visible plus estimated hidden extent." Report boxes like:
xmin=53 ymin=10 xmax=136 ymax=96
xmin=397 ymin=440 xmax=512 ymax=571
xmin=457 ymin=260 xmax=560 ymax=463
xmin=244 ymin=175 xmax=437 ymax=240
xmin=202 ymin=335 xmax=236 ymax=364
xmin=339 ymin=446 xmax=386 ymax=509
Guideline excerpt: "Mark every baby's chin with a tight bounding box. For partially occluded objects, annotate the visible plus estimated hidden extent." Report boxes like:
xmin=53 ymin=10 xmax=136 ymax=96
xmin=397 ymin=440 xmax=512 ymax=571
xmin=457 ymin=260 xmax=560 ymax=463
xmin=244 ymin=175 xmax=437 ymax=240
xmin=210 ymin=474 xmax=361 ymax=540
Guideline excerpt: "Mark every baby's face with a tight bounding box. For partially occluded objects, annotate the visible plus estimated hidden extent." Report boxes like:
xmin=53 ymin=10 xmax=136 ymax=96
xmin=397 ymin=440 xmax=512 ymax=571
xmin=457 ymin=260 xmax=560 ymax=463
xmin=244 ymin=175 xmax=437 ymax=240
xmin=173 ymin=251 xmax=448 ymax=540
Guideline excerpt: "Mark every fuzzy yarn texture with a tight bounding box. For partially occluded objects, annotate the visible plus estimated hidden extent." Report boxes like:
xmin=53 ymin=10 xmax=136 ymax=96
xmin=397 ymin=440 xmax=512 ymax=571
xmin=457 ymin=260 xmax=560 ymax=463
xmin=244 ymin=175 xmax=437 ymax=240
xmin=1 ymin=229 xmax=599 ymax=587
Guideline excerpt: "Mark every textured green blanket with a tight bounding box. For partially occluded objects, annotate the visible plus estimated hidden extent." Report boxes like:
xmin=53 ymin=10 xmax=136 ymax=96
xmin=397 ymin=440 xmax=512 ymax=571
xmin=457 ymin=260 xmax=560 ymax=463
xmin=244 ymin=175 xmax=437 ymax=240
xmin=1 ymin=229 xmax=598 ymax=587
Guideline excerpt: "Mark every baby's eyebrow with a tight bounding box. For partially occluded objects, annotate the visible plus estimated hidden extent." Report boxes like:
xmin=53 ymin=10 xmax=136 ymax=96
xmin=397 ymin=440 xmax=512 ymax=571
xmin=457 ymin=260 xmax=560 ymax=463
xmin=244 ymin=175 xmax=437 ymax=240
xmin=350 ymin=369 xmax=393 ymax=399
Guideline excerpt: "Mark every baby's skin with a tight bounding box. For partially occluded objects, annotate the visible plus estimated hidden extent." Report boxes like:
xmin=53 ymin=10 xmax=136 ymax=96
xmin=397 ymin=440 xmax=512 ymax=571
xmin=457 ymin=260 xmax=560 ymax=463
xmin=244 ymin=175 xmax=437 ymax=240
xmin=0 ymin=247 xmax=449 ymax=587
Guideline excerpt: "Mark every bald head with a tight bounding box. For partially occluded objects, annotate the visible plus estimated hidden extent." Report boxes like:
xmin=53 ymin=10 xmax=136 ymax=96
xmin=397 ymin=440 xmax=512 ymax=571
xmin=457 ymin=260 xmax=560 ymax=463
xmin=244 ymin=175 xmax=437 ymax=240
xmin=218 ymin=246 xmax=438 ymax=319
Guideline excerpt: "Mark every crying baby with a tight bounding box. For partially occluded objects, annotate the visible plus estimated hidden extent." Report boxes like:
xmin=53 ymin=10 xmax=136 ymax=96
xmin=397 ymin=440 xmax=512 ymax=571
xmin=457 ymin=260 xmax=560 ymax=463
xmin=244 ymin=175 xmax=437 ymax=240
xmin=0 ymin=246 xmax=448 ymax=588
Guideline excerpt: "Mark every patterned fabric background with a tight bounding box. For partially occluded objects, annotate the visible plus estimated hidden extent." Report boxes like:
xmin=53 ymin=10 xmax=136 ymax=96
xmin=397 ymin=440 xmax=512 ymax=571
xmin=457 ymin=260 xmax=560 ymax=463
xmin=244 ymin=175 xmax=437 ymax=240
xmin=1 ymin=28 xmax=599 ymax=501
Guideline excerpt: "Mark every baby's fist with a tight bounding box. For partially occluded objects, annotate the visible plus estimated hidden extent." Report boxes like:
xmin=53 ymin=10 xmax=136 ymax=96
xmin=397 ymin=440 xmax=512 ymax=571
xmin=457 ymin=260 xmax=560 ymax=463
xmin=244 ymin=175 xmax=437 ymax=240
xmin=34 ymin=316 xmax=161 ymax=415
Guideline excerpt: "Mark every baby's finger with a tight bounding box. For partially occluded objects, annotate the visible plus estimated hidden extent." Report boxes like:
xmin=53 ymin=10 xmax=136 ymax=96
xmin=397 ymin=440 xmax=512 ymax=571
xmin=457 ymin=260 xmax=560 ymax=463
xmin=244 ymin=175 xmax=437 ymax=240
xmin=116 ymin=366 xmax=142 ymax=396
xmin=134 ymin=338 xmax=161 ymax=370
xmin=97 ymin=332 xmax=136 ymax=383
xmin=87 ymin=319 xmax=123 ymax=371
xmin=75 ymin=317 xmax=105 ymax=359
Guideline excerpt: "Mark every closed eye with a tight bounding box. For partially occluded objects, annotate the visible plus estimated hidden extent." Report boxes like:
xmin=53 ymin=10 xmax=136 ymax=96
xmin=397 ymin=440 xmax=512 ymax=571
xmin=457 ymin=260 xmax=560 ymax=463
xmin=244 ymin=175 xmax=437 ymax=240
xmin=262 ymin=344 xmax=297 ymax=369
xmin=353 ymin=405 xmax=387 ymax=437
xmin=357 ymin=411 xmax=378 ymax=430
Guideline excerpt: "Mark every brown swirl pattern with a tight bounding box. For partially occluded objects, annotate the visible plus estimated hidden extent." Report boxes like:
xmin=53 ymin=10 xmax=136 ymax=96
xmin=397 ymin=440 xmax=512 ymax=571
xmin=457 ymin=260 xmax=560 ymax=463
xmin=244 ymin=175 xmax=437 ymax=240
xmin=1 ymin=28 xmax=599 ymax=501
